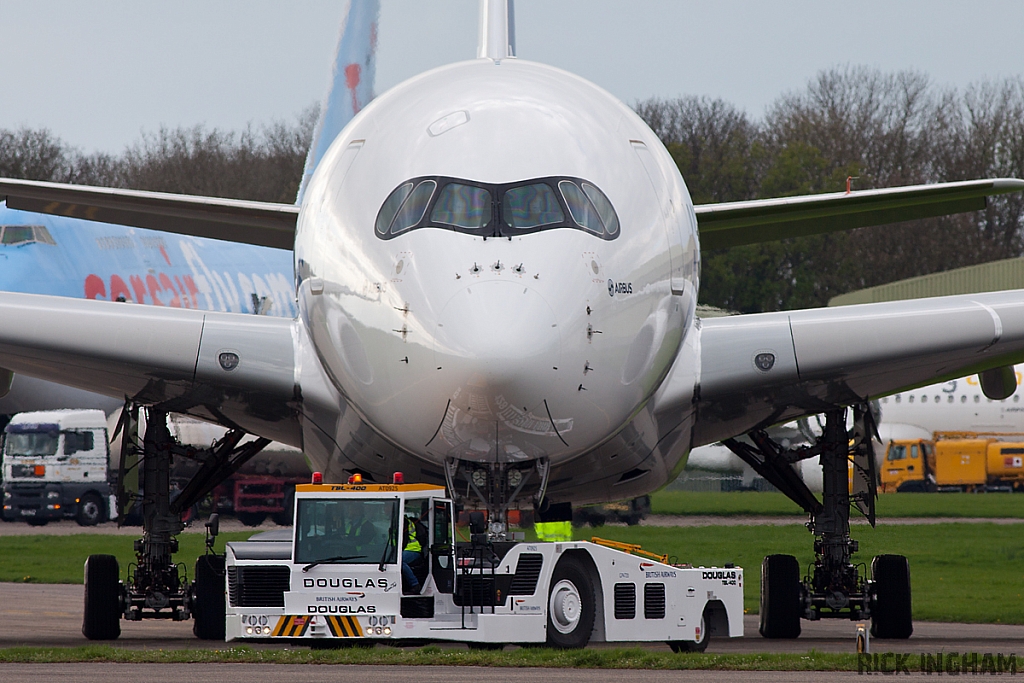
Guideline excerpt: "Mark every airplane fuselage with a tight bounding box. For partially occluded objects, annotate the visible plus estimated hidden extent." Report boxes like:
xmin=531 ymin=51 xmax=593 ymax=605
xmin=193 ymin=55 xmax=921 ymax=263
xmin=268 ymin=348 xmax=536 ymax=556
xmin=295 ymin=58 xmax=700 ymax=500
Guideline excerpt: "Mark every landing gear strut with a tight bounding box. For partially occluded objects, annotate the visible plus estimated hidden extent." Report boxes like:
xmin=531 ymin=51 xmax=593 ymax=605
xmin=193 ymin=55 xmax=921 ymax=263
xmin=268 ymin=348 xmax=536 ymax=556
xmin=724 ymin=404 xmax=912 ymax=639
xmin=444 ymin=457 xmax=550 ymax=540
xmin=82 ymin=406 xmax=269 ymax=639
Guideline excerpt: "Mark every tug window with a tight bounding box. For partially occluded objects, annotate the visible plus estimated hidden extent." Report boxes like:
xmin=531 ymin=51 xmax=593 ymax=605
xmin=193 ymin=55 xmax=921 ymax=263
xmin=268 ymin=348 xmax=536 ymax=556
xmin=375 ymin=176 xmax=619 ymax=241
xmin=295 ymin=498 xmax=399 ymax=565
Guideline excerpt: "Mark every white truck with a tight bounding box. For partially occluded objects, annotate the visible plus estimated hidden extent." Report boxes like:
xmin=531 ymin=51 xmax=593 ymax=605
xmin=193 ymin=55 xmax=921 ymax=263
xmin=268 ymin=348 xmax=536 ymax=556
xmin=219 ymin=476 xmax=744 ymax=650
xmin=2 ymin=409 xmax=113 ymax=526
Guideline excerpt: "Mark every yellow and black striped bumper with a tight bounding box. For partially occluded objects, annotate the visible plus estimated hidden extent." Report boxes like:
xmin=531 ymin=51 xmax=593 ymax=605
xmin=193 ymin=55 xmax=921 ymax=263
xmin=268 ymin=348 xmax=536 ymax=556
xmin=271 ymin=615 xmax=364 ymax=638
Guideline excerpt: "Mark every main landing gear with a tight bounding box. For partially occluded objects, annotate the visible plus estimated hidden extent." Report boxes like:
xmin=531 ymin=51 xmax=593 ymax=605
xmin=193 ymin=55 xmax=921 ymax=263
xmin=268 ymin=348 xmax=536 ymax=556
xmin=82 ymin=406 xmax=269 ymax=641
xmin=724 ymin=405 xmax=912 ymax=640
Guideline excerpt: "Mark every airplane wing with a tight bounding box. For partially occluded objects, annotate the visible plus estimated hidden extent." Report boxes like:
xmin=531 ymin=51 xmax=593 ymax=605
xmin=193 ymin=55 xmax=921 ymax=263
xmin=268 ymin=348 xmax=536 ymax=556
xmin=695 ymin=178 xmax=1024 ymax=250
xmin=0 ymin=178 xmax=298 ymax=249
xmin=654 ymin=289 xmax=1024 ymax=447
xmin=4 ymin=177 xmax=1023 ymax=253
xmin=0 ymin=291 xmax=304 ymax=445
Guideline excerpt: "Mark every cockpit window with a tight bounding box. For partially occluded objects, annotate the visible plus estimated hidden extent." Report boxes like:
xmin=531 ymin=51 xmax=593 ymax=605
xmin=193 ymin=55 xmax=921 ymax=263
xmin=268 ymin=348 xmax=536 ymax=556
xmin=390 ymin=180 xmax=436 ymax=235
xmin=374 ymin=176 xmax=619 ymax=241
xmin=558 ymin=181 xmax=604 ymax=235
xmin=431 ymin=183 xmax=491 ymax=229
xmin=582 ymin=182 xmax=620 ymax=236
xmin=1 ymin=225 xmax=55 ymax=246
xmin=502 ymin=183 xmax=564 ymax=230
xmin=375 ymin=183 xmax=413 ymax=235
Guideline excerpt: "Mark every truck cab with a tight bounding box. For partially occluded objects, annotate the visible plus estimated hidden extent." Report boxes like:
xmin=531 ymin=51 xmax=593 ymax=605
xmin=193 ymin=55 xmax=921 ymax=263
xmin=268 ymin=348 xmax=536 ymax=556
xmin=880 ymin=439 xmax=933 ymax=492
xmin=2 ymin=409 xmax=112 ymax=525
xmin=224 ymin=475 xmax=744 ymax=649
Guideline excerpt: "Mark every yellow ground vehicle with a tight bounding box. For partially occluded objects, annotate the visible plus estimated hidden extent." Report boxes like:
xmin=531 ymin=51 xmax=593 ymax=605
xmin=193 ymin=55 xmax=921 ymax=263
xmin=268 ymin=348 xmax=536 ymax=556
xmin=881 ymin=432 xmax=1024 ymax=492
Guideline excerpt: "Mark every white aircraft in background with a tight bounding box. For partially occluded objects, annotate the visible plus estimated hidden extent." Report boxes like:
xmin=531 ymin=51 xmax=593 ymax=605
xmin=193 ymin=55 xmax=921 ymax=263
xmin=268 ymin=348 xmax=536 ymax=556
xmin=687 ymin=365 xmax=1024 ymax=492
xmin=877 ymin=364 xmax=1024 ymax=439
xmin=0 ymin=0 xmax=1023 ymax=641
xmin=0 ymin=0 xmax=379 ymax=417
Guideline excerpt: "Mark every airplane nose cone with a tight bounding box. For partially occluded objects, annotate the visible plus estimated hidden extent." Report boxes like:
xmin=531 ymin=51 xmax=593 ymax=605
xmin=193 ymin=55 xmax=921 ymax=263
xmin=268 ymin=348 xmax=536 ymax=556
xmin=434 ymin=280 xmax=562 ymax=413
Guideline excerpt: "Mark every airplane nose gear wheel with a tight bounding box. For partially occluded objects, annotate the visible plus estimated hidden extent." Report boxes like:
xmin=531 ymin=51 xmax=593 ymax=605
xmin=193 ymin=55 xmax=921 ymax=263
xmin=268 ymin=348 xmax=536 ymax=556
xmin=545 ymin=557 xmax=595 ymax=649
xmin=549 ymin=580 xmax=582 ymax=633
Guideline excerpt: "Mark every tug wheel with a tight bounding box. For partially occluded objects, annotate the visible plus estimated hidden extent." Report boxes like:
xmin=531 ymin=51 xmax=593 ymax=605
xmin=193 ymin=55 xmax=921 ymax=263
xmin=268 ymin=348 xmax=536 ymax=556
xmin=545 ymin=556 xmax=596 ymax=649
xmin=192 ymin=554 xmax=226 ymax=640
xmin=668 ymin=608 xmax=710 ymax=652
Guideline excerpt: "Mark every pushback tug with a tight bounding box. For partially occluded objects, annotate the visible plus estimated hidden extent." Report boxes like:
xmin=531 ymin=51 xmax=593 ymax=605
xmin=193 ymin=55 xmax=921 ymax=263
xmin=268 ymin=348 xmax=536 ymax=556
xmin=222 ymin=472 xmax=743 ymax=649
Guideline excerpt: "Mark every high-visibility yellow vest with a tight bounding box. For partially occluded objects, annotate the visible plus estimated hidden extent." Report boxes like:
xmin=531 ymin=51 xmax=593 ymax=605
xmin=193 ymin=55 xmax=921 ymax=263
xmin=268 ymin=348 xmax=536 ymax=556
xmin=535 ymin=520 xmax=572 ymax=542
xmin=404 ymin=517 xmax=422 ymax=553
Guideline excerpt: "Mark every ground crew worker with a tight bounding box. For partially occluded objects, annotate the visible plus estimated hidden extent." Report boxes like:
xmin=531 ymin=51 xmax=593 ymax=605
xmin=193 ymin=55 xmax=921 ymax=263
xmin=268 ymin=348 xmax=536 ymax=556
xmin=534 ymin=519 xmax=572 ymax=542
xmin=402 ymin=514 xmax=425 ymax=593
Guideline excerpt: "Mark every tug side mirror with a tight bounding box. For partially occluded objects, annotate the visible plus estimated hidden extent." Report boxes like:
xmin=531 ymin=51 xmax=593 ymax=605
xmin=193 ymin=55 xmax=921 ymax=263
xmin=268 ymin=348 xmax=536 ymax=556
xmin=205 ymin=513 xmax=220 ymax=551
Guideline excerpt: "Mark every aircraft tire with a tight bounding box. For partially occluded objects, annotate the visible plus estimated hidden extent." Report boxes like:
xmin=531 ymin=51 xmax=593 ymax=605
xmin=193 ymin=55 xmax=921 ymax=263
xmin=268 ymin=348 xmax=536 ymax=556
xmin=82 ymin=554 xmax=121 ymax=640
xmin=668 ymin=608 xmax=710 ymax=652
xmin=76 ymin=493 xmax=105 ymax=526
xmin=759 ymin=554 xmax=801 ymax=639
xmin=236 ymin=511 xmax=267 ymax=527
xmin=870 ymin=554 xmax=913 ymax=639
xmin=545 ymin=556 xmax=596 ymax=649
xmin=193 ymin=554 xmax=226 ymax=640
xmin=272 ymin=486 xmax=295 ymax=526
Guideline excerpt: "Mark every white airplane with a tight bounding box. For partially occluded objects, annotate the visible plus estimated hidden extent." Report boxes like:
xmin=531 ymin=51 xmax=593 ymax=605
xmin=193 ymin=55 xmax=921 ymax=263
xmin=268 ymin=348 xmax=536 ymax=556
xmin=687 ymin=365 xmax=1024 ymax=492
xmin=877 ymin=365 xmax=1024 ymax=440
xmin=1 ymin=0 xmax=1023 ymax=640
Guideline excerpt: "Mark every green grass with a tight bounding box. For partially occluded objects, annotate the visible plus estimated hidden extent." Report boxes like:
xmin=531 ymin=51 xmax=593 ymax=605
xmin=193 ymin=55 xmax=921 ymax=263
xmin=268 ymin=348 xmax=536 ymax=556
xmin=0 ymin=645 xmax=860 ymax=669
xmin=4 ymin=522 xmax=1023 ymax=624
xmin=0 ymin=531 xmax=254 ymax=584
xmin=583 ymin=524 xmax=1024 ymax=624
xmin=650 ymin=490 xmax=1024 ymax=518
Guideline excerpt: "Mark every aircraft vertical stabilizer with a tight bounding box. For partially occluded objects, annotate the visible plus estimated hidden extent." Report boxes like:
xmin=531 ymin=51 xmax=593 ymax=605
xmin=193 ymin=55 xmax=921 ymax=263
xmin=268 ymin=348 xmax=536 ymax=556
xmin=297 ymin=0 xmax=380 ymax=203
xmin=478 ymin=0 xmax=516 ymax=60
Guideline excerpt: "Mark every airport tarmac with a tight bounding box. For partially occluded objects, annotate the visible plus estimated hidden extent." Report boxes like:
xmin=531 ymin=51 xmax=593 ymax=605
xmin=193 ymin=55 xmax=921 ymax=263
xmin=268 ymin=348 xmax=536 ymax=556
xmin=2 ymin=582 xmax=1021 ymax=655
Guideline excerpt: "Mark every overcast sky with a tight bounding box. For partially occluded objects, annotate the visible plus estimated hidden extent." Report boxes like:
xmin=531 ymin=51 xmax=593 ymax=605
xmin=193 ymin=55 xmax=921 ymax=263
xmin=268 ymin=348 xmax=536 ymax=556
xmin=2 ymin=0 xmax=1024 ymax=153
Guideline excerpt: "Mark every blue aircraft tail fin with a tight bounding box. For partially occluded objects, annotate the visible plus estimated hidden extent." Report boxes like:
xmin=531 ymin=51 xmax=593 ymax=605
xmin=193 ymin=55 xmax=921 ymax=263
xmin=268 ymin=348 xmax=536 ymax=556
xmin=296 ymin=0 xmax=380 ymax=204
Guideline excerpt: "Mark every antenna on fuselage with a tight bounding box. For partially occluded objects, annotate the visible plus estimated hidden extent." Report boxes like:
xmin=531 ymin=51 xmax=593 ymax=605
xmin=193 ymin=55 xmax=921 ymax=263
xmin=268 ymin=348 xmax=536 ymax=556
xmin=477 ymin=0 xmax=516 ymax=60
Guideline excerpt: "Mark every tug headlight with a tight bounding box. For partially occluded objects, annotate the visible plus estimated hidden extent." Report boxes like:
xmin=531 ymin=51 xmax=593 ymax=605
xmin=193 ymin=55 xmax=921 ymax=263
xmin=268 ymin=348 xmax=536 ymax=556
xmin=246 ymin=627 xmax=253 ymax=634
xmin=383 ymin=627 xmax=392 ymax=636
xmin=47 ymin=491 xmax=60 ymax=499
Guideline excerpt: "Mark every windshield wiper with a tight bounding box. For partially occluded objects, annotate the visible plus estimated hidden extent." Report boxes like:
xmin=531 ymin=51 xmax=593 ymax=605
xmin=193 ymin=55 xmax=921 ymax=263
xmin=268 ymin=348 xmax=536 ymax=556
xmin=302 ymin=555 xmax=366 ymax=572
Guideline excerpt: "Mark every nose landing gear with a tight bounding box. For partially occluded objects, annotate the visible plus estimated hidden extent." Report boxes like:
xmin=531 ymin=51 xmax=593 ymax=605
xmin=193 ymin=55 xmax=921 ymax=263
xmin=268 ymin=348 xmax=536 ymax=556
xmin=724 ymin=404 xmax=912 ymax=640
xmin=443 ymin=457 xmax=550 ymax=540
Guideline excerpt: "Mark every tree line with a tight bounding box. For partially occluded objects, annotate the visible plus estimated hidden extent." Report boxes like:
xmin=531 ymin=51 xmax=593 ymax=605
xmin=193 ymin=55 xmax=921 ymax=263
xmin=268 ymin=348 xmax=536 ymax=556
xmin=3 ymin=68 xmax=1023 ymax=313
xmin=0 ymin=105 xmax=317 ymax=205
xmin=637 ymin=67 xmax=1024 ymax=312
